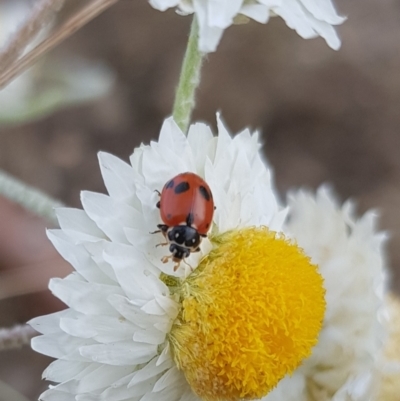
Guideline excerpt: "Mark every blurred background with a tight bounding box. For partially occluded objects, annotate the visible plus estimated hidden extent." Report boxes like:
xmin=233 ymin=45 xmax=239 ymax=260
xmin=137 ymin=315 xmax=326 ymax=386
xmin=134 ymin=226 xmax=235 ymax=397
xmin=0 ymin=0 xmax=400 ymax=399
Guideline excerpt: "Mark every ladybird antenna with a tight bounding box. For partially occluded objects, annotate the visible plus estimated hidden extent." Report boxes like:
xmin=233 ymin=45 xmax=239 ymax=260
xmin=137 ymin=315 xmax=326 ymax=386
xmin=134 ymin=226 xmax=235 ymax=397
xmin=0 ymin=0 xmax=120 ymax=89
xmin=182 ymin=258 xmax=193 ymax=271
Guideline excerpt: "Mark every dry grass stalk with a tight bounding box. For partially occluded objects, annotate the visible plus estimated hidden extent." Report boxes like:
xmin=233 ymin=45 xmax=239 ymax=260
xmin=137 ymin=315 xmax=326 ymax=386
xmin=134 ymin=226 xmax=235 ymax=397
xmin=0 ymin=0 xmax=120 ymax=89
xmin=0 ymin=0 xmax=66 ymax=72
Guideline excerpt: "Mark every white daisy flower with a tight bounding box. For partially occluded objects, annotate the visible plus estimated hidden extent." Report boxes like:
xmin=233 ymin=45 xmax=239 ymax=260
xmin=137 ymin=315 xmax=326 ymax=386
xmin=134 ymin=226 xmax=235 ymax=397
xmin=30 ymin=116 xmax=389 ymax=401
xmin=264 ymin=187 xmax=389 ymax=400
xmin=149 ymin=0 xmax=345 ymax=52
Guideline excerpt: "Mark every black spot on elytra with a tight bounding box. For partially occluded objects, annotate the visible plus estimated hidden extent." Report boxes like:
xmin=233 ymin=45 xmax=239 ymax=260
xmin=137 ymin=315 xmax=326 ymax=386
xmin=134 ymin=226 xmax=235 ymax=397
xmin=205 ymin=223 xmax=209 ymax=229
xmin=199 ymin=185 xmax=211 ymax=201
xmin=186 ymin=212 xmax=194 ymax=226
xmin=166 ymin=180 xmax=175 ymax=189
xmin=174 ymin=181 xmax=190 ymax=194
xmin=167 ymin=214 xmax=172 ymax=220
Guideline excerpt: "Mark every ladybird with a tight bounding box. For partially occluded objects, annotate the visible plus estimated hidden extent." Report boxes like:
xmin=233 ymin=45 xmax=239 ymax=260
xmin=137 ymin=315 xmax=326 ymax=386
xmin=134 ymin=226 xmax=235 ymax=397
xmin=155 ymin=172 xmax=214 ymax=270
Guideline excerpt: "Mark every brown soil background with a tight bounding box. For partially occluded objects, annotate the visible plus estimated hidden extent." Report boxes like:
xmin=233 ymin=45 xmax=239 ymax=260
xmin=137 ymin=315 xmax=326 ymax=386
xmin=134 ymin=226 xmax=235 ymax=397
xmin=1 ymin=0 xmax=400 ymax=399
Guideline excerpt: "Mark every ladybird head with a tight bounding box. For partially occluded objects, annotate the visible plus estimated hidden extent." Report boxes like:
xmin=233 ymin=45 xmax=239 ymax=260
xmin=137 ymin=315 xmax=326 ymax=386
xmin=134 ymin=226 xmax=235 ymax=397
xmin=167 ymin=226 xmax=201 ymax=250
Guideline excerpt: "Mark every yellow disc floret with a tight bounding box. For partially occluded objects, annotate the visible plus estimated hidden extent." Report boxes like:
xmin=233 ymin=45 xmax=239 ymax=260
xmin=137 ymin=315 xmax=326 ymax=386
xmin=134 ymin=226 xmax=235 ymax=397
xmin=169 ymin=227 xmax=325 ymax=401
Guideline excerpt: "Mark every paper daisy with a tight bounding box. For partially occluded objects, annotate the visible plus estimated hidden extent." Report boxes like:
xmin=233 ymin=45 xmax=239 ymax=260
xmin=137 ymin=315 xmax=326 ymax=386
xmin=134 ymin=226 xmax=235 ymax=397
xmin=149 ymin=0 xmax=345 ymax=52
xmin=266 ymin=187 xmax=390 ymax=401
xmin=30 ymin=116 xmax=390 ymax=401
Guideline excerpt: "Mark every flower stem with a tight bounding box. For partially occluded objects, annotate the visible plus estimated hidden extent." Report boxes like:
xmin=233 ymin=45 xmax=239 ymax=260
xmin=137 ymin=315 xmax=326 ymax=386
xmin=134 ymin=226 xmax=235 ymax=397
xmin=172 ymin=16 xmax=204 ymax=134
xmin=0 ymin=170 xmax=63 ymax=225
xmin=0 ymin=324 xmax=37 ymax=351
xmin=0 ymin=380 xmax=30 ymax=401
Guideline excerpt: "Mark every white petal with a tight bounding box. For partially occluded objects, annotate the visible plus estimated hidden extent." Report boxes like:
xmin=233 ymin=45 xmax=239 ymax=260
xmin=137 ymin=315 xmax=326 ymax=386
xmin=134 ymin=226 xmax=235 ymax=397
xmin=273 ymin=0 xmax=342 ymax=49
xmin=157 ymin=342 xmax=172 ymax=366
xmin=158 ymin=117 xmax=187 ymax=153
xmin=149 ymin=0 xmax=179 ymax=11
xmin=197 ymin=20 xmax=225 ymax=52
xmin=206 ymin=0 xmax=243 ymax=28
xmin=81 ymin=191 xmax=144 ymax=243
xmin=49 ymin=276 xmax=122 ymax=316
xmin=78 ymin=373 xmax=153 ymax=401
xmin=141 ymin=299 xmax=167 ymax=316
xmin=98 ymin=152 xmax=136 ymax=200
xmin=79 ymin=341 xmax=157 ymax=365
xmin=140 ymin=142 xmax=193 ymax=191
xmin=155 ymin=294 xmax=180 ymax=320
xmin=47 ymin=230 xmax=112 ymax=284
xmin=32 ymin=332 xmax=93 ymax=360
xmin=133 ymin=328 xmax=166 ymax=344
xmin=187 ymin=122 xmax=216 ymax=177
xmin=128 ymin=357 xmax=173 ymax=388
xmin=53 ymin=365 xmax=135 ymax=394
xmin=40 ymin=388 xmax=75 ymax=401
xmin=83 ymin=240 xmax=118 ymax=282
xmin=299 ymin=0 xmax=345 ymax=25
xmin=273 ymin=0 xmax=317 ymax=39
xmin=140 ymin=381 xmax=186 ymax=401
xmin=56 ymin=207 xmax=107 ymax=241
xmin=60 ymin=315 xmax=137 ymax=343
xmin=29 ymin=310 xmax=73 ymax=334
xmin=43 ymin=360 xmax=92 ymax=382
xmin=240 ymin=4 xmax=270 ymax=23
xmin=153 ymin=366 xmax=181 ymax=392
xmin=213 ymin=113 xmax=233 ymax=164
xmin=107 ymin=294 xmax=169 ymax=329
xmin=102 ymin=242 xmax=167 ymax=300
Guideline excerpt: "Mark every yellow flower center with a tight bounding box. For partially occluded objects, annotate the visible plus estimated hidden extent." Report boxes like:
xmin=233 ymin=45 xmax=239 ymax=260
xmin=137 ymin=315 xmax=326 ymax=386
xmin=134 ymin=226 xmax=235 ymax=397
xmin=168 ymin=227 xmax=325 ymax=401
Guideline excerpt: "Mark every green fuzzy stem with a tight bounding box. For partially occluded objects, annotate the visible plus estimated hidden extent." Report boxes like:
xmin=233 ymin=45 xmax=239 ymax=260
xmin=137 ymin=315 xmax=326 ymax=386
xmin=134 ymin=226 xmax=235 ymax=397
xmin=172 ymin=17 xmax=204 ymax=134
xmin=0 ymin=170 xmax=63 ymax=225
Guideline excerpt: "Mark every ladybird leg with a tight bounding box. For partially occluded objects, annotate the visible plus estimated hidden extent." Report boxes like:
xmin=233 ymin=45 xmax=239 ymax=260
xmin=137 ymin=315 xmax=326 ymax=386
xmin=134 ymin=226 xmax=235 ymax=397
xmin=154 ymin=190 xmax=161 ymax=208
xmin=161 ymin=255 xmax=174 ymax=264
xmin=151 ymin=225 xmax=168 ymax=238
xmin=150 ymin=230 xmax=168 ymax=242
xmin=173 ymin=260 xmax=182 ymax=272
xmin=157 ymin=224 xmax=169 ymax=233
xmin=156 ymin=242 xmax=169 ymax=247
xmin=160 ymin=255 xmax=183 ymax=271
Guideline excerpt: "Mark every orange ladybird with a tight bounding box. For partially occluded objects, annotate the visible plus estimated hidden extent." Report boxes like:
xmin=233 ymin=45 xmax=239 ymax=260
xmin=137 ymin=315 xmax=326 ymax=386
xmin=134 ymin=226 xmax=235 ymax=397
xmin=155 ymin=172 xmax=214 ymax=270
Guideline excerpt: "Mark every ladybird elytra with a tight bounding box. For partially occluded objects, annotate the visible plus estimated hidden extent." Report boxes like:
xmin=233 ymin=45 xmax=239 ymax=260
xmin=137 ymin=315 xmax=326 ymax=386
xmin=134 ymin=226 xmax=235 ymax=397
xmin=155 ymin=172 xmax=214 ymax=270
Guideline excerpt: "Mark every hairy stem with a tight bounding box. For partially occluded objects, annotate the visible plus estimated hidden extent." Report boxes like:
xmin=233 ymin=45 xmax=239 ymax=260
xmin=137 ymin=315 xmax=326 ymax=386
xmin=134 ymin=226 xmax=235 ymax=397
xmin=0 ymin=170 xmax=63 ymax=225
xmin=172 ymin=17 xmax=205 ymax=134
xmin=0 ymin=324 xmax=37 ymax=351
